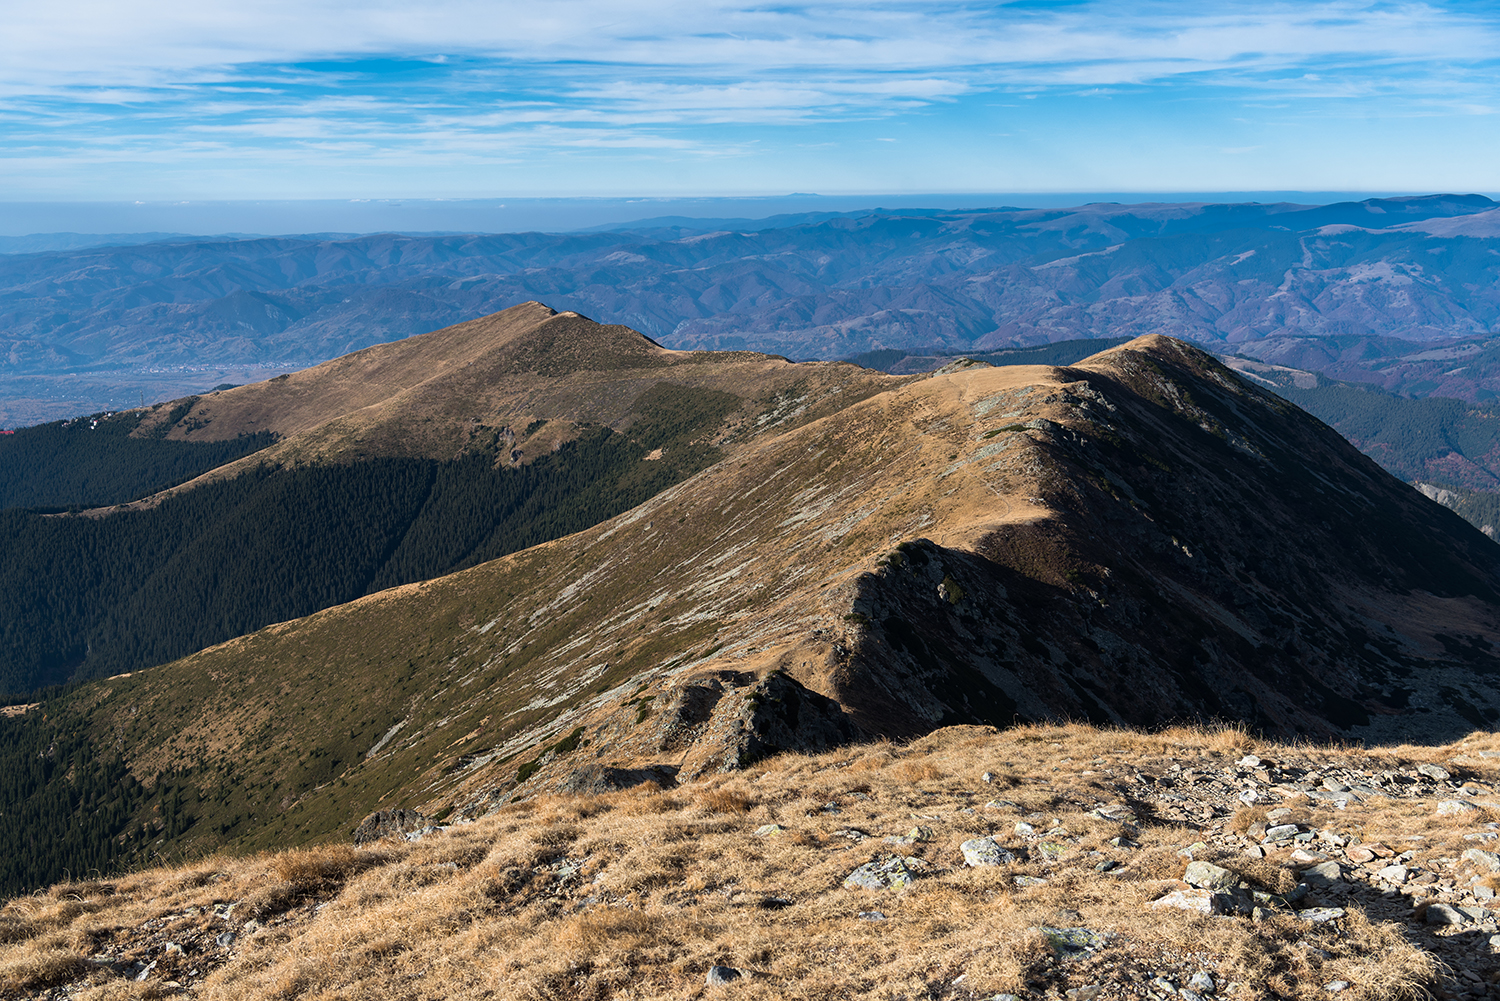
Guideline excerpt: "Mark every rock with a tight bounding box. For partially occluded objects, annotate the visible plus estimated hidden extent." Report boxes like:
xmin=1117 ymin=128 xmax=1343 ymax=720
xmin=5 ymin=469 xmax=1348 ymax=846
xmin=1438 ymin=799 xmax=1481 ymax=817
xmin=857 ymin=911 xmax=886 ymax=921
xmin=163 ymin=942 xmax=182 ymax=956
xmin=985 ymin=799 xmax=1017 ymax=809
xmin=1014 ymin=876 xmax=1048 ymax=887
xmin=706 ymin=965 xmax=743 ymax=986
xmin=216 ymin=931 xmax=236 ymax=949
xmin=1345 ymin=846 xmax=1376 ymax=863
xmin=1302 ymin=862 xmax=1342 ymax=886
xmin=1094 ymin=859 xmax=1120 ymax=873
xmin=1187 ymin=971 xmax=1216 ymax=993
xmin=352 ymin=807 xmax=431 ymax=845
xmin=961 ymin=838 xmax=1018 ymax=867
xmin=754 ymin=824 xmax=784 ymax=837
xmin=1183 ymin=861 xmax=1238 ymax=892
xmin=1376 ymin=864 xmax=1409 ymax=884
xmin=555 ymin=763 xmax=679 ymax=794
xmin=1238 ymin=755 xmax=1261 ymax=768
xmin=1465 ymin=848 xmax=1500 ymax=872
xmin=1152 ymin=889 xmax=1224 ymax=915
xmin=981 ymin=772 xmax=994 ymax=783
xmin=1418 ymin=763 xmax=1451 ymax=782
xmin=1088 ymin=804 xmax=1135 ymax=823
xmin=1296 ymin=907 xmax=1346 ymax=923
xmin=1263 ymin=824 xmax=1299 ymax=843
xmin=906 ymin=825 xmax=935 ymax=842
xmin=844 ymin=856 xmax=920 ymax=890
xmin=1425 ymin=903 xmax=1466 ymax=926
xmin=1065 ymin=987 xmax=1102 ymax=1001
xmin=1289 ymin=848 xmax=1329 ymax=864
xmin=1179 ymin=991 xmax=1205 ymax=1001
xmin=1014 ymin=822 xmax=1035 ymax=835
xmin=1324 ymin=981 xmax=1350 ymax=993
xmin=1037 ymin=926 xmax=1104 ymax=959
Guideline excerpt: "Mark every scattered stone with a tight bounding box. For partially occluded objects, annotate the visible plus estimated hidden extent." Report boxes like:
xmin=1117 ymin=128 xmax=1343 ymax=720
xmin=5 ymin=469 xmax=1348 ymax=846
xmin=1264 ymin=824 xmax=1299 ymax=843
xmin=1296 ymin=907 xmax=1346 ymax=923
xmin=985 ymin=799 xmax=1018 ymax=810
xmin=961 ymin=838 xmax=1018 ymax=867
xmin=1065 ymin=987 xmax=1102 ymax=1001
xmin=1180 ymin=991 xmax=1205 ymax=1001
xmin=1150 ymin=976 xmax=1177 ymax=994
xmin=1418 ymin=763 xmax=1451 ymax=782
xmin=1014 ymin=822 xmax=1035 ymax=835
xmin=857 ymin=911 xmax=886 ymax=921
xmin=135 ymin=960 xmax=157 ymax=982
xmin=1238 ymin=755 xmax=1261 ymax=768
xmin=1438 ymin=800 xmax=1482 ymax=817
xmin=1183 ymin=861 xmax=1237 ymax=892
xmin=1464 ymin=848 xmax=1500 ymax=872
xmin=1094 ymin=859 xmax=1120 ymax=873
xmin=1425 ymin=903 xmax=1466 ymax=926
xmin=1302 ymin=862 xmax=1343 ymax=886
xmin=1290 ymin=848 xmax=1329 ymax=864
xmin=1152 ymin=889 xmax=1224 ymax=915
xmin=706 ymin=965 xmax=743 ymax=986
xmin=215 ymin=932 xmax=236 ymax=949
xmin=982 ymin=772 xmax=994 ymax=783
xmin=906 ymin=825 xmax=935 ymax=842
xmin=1377 ymin=864 xmax=1410 ymax=884
xmin=844 ymin=856 xmax=920 ymax=890
xmin=1037 ymin=926 xmax=1104 ymax=959
xmin=1178 ymin=841 xmax=1209 ymax=857
xmin=1187 ymin=971 xmax=1216 ymax=993
xmin=1014 ymin=876 xmax=1048 ymax=887
xmin=754 ymin=824 xmax=784 ymax=837
xmin=1345 ymin=846 xmax=1376 ymax=864
xmin=1324 ymin=981 xmax=1350 ymax=993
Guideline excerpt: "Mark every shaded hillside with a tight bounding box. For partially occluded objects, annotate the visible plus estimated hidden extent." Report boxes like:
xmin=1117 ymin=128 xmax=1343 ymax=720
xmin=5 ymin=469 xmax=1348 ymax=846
xmin=4 ymin=335 xmax=1499 ymax=895
xmin=6 ymin=196 xmax=1500 ymax=423
xmin=0 ymin=409 xmax=273 ymax=509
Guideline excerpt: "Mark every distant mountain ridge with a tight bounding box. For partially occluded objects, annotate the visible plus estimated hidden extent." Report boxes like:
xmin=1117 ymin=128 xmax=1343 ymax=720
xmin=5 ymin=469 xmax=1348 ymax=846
xmin=4 ymin=194 xmax=1500 ymax=426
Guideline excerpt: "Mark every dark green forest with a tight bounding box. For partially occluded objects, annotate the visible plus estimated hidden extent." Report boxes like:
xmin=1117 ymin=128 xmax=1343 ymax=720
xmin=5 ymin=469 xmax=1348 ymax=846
xmin=0 ymin=403 xmax=275 ymax=509
xmin=0 ymin=382 xmax=739 ymax=697
xmin=1276 ymin=381 xmax=1500 ymax=487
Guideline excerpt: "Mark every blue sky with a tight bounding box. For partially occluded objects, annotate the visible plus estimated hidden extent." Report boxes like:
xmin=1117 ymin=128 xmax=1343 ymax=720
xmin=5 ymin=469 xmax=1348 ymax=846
xmin=3 ymin=0 xmax=1499 ymax=202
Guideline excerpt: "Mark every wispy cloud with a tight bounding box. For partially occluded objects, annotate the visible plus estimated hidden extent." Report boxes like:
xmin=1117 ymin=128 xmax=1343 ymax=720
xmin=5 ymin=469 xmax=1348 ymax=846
xmin=1 ymin=1 xmax=1498 ymax=196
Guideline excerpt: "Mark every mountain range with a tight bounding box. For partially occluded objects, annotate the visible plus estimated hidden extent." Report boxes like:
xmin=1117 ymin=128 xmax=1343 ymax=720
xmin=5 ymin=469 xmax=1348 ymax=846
xmin=5 ymin=195 xmax=1500 ymax=426
xmin=3 ymin=303 xmax=1499 ymax=897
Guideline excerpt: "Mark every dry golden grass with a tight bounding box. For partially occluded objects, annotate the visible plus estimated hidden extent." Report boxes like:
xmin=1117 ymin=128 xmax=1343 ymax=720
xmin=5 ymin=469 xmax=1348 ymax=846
xmin=2 ymin=722 xmax=1477 ymax=1001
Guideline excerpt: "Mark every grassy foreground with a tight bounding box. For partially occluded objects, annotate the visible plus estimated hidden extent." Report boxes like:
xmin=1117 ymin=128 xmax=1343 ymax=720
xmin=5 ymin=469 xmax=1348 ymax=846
xmin=8 ymin=721 xmax=1500 ymax=1001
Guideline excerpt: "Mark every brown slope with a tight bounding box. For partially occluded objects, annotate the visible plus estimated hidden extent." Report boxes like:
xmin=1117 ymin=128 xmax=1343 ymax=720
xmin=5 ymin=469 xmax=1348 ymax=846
xmin=107 ymin=301 xmax=900 ymax=506
xmin=38 ymin=336 xmax=1500 ymax=874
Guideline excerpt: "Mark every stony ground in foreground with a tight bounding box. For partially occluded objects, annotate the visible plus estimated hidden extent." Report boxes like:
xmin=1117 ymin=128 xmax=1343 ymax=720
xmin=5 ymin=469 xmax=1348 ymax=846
xmin=8 ymin=722 xmax=1500 ymax=1001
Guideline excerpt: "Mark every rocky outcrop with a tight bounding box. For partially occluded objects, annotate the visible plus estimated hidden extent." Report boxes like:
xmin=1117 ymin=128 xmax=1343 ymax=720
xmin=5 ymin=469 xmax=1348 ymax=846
xmin=352 ymin=808 xmax=431 ymax=845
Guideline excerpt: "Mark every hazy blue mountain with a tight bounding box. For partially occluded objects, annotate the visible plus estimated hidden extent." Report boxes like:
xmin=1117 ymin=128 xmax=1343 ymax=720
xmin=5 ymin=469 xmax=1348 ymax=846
xmin=4 ymin=194 xmax=1500 ymax=422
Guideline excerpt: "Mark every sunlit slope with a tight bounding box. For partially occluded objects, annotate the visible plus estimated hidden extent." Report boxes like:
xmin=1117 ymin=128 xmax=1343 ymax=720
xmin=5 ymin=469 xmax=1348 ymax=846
xmin=7 ymin=335 xmax=1500 ymax=896
xmin=127 ymin=301 xmax=884 ymax=474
